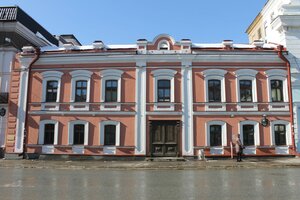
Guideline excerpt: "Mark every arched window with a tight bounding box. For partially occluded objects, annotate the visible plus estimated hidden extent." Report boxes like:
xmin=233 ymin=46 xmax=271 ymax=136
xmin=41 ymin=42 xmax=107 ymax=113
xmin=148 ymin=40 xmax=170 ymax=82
xmin=158 ymin=40 xmax=170 ymax=50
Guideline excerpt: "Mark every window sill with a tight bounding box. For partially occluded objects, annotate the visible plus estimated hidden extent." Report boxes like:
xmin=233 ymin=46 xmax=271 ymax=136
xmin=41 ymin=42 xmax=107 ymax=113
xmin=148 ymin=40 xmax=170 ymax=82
xmin=154 ymin=102 xmax=175 ymax=111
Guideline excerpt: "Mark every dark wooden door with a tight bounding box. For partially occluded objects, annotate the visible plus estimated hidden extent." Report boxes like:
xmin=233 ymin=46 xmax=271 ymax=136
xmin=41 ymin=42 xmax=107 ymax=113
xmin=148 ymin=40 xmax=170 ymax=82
xmin=151 ymin=121 xmax=179 ymax=157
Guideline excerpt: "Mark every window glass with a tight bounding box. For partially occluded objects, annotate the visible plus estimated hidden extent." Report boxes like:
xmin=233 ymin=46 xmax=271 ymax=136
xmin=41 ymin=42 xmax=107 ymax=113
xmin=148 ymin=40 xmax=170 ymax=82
xmin=208 ymin=80 xmax=221 ymax=102
xmin=240 ymin=80 xmax=252 ymax=102
xmin=75 ymin=80 xmax=87 ymax=102
xmin=46 ymin=81 xmax=58 ymax=102
xmin=157 ymin=80 xmax=171 ymax=102
xmin=104 ymin=125 xmax=116 ymax=145
xmin=44 ymin=124 xmax=55 ymax=144
xmin=210 ymin=125 xmax=222 ymax=146
xmin=73 ymin=124 xmax=85 ymax=145
xmin=105 ymin=80 xmax=118 ymax=102
xmin=274 ymin=124 xmax=286 ymax=146
xmin=271 ymin=80 xmax=283 ymax=102
xmin=243 ymin=125 xmax=255 ymax=146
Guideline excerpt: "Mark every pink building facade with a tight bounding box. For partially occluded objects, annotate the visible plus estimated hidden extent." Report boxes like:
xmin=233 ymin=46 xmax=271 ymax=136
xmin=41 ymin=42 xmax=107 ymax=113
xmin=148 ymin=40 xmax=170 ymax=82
xmin=4 ymin=34 xmax=296 ymax=158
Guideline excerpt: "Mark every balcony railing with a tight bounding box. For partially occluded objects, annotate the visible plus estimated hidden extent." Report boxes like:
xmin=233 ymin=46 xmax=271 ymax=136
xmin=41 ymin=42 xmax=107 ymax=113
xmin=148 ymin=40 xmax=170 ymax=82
xmin=0 ymin=93 xmax=9 ymax=104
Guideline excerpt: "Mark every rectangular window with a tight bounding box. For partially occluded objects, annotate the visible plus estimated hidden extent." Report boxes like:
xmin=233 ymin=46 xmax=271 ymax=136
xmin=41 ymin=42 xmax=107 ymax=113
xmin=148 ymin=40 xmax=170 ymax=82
xmin=157 ymin=80 xmax=171 ymax=102
xmin=271 ymin=80 xmax=283 ymax=102
xmin=46 ymin=81 xmax=58 ymax=102
xmin=274 ymin=124 xmax=286 ymax=146
xmin=208 ymin=80 xmax=221 ymax=102
xmin=242 ymin=125 xmax=255 ymax=146
xmin=210 ymin=125 xmax=222 ymax=146
xmin=105 ymin=80 xmax=118 ymax=102
xmin=240 ymin=80 xmax=252 ymax=102
xmin=75 ymin=80 xmax=87 ymax=102
xmin=73 ymin=124 xmax=85 ymax=145
xmin=44 ymin=124 xmax=55 ymax=144
xmin=104 ymin=125 xmax=116 ymax=146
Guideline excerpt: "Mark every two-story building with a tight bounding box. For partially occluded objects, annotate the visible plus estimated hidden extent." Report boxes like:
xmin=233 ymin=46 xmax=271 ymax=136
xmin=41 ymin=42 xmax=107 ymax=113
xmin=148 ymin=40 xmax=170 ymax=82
xmin=4 ymin=34 xmax=296 ymax=159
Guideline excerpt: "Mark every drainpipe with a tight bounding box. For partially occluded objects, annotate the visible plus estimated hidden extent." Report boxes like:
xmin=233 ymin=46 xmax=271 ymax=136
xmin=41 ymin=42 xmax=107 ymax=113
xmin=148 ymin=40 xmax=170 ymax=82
xmin=277 ymin=45 xmax=296 ymax=154
xmin=22 ymin=47 xmax=40 ymax=158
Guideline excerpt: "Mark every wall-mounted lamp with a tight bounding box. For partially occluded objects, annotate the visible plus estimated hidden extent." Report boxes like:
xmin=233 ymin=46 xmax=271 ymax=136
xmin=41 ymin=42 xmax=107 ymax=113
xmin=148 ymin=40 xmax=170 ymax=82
xmin=261 ymin=114 xmax=269 ymax=127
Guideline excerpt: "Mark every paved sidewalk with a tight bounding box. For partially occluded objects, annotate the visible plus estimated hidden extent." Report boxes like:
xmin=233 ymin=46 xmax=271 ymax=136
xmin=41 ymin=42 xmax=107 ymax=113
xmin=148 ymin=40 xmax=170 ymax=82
xmin=1 ymin=157 xmax=300 ymax=170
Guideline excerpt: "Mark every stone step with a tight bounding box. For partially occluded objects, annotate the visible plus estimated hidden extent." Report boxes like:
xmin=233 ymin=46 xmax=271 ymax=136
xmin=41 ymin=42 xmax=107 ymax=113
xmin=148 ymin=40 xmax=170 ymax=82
xmin=146 ymin=157 xmax=187 ymax=162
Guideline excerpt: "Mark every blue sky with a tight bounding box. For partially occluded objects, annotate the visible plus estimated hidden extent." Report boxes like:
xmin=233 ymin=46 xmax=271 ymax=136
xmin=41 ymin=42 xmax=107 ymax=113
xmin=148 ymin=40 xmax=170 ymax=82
xmin=0 ymin=0 xmax=266 ymax=45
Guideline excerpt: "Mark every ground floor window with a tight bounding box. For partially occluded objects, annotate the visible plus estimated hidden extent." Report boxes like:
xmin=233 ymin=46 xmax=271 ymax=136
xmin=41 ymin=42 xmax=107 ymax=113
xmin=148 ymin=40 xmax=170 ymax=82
xmin=210 ymin=125 xmax=222 ymax=146
xmin=274 ymin=124 xmax=286 ymax=146
xmin=104 ymin=125 xmax=116 ymax=145
xmin=44 ymin=124 xmax=55 ymax=144
xmin=242 ymin=125 xmax=255 ymax=146
xmin=73 ymin=124 xmax=85 ymax=145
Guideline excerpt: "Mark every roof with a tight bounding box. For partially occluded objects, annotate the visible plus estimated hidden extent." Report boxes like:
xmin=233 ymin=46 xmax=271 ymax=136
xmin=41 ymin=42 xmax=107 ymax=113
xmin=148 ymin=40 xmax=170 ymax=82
xmin=0 ymin=6 xmax=58 ymax=46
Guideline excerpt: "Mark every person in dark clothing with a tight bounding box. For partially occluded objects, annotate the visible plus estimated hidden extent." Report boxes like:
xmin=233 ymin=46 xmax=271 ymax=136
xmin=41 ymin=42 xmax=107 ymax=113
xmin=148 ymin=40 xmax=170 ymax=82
xmin=235 ymin=134 xmax=244 ymax=162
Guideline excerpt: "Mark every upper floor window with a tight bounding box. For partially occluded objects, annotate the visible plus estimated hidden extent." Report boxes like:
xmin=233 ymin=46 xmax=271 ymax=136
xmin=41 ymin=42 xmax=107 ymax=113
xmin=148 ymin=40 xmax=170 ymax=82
xmin=104 ymin=125 xmax=116 ymax=146
xmin=158 ymin=40 xmax=170 ymax=50
xmin=265 ymin=69 xmax=288 ymax=111
xmin=157 ymin=79 xmax=171 ymax=102
xmin=208 ymin=80 xmax=221 ymax=102
xmin=75 ymin=80 xmax=87 ymax=102
xmin=271 ymin=80 xmax=283 ymax=102
xmin=46 ymin=81 xmax=58 ymax=102
xmin=70 ymin=70 xmax=93 ymax=110
xmin=240 ymin=80 xmax=253 ymax=102
xmin=100 ymin=69 xmax=123 ymax=111
xmin=41 ymin=71 xmax=63 ymax=109
xmin=210 ymin=125 xmax=222 ymax=147
xmin=105 ymin=80 xmax=118 ymax=102
xmin=152 ymin=69 xmax=177 ymax=111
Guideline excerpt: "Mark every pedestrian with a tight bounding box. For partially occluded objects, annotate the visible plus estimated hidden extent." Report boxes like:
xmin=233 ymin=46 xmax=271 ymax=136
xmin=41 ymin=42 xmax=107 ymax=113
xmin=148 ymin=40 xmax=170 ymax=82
xmin=236 ymin=134 xmax=244 ymax=162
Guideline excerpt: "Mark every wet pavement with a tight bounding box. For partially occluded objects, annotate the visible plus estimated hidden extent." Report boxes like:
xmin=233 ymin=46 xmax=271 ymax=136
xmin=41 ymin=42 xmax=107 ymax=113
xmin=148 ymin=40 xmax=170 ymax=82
xmin=0 ymin=167 xmax=299 ymax=200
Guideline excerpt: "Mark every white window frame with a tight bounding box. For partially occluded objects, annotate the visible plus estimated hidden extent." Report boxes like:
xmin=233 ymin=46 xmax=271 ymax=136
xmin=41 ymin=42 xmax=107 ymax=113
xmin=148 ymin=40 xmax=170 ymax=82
xmin=202 ymin=69 xmax=227 ymax=111
xmin=68 ymin=120 xmax=89 ymax=146
xmin=234 ymin=69 xmax=258 ymax=111
xmin=38 ymin=120 xmax=59 ymax=145
xmin=100 ymin=121 xmax=120 ymax=155
xmin=41 ymin=71 xmax=63 ymax=111
xmin=100 ymin=69 xmax=124 ymax=111
xmin=206 ymin=121 xmax=227 ymax=155
xmin=157 ymin=40 xmax=170 ymax=50
xmin=265 ymin=69 xmax=289 ymax=111
xmin=239 ymin=121 xmax=260 ymax=155
xmin=270 ymin=120 xmax=292 ymax=155
xmin=152 ymin=69 xmax=177 ymax=111
xmin=70 ymin=70 xmax=93 ymax=111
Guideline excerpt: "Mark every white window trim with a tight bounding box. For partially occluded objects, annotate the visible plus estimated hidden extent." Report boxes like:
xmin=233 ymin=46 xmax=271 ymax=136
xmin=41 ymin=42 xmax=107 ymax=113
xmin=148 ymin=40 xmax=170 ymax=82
xmin=100 ymin=69 xmax=124 ymax=111
xmin=41 ymin=71 xmax=63 ymax=111
xmin=157 ymin=40 xmax=170 ymax=50
xmin=265 ymin=69 xmax=289 ymax=111
xmin=206 ymin=121 xmax=227 ymax=147
xmin=100 ymin=121 xmax=121 ymax=147
xmin=202 ymin=69 xmax=227 ymax=111
xmin=270 ymin=120 xmax=292 ymax=146
xmin=70 ymin=70 xmax=93 ymax=111
xmin=38 ymin=120 xmax=59 ymax=145
xmin=239 ymin=120 xmax=260 ymax=147
xmin=235 ymin=69 xmax=258 ymax=111
xmin=152 ymin=69 xmax=177 ymax=111
xmin=68 ymin=120 xmax=89 ymax=146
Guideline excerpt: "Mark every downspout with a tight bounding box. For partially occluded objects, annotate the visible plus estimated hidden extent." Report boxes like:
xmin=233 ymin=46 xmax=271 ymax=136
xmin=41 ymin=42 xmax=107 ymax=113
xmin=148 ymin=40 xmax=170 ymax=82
xmin=277 ymin=45 xmax=296 ymax=154
xmin=22 ymin=47 xmax=40 ymax=158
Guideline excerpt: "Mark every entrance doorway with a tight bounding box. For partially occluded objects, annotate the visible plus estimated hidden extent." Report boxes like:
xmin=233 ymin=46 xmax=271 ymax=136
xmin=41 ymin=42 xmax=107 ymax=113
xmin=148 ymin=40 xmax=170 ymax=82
xmin=150 ymin=121 xmax=180 ymax=157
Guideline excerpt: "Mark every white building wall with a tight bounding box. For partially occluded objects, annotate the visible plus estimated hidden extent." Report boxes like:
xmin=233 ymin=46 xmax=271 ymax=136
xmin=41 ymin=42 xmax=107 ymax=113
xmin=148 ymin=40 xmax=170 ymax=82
xmin=0 ymin=47 xmax=17 ymax=148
